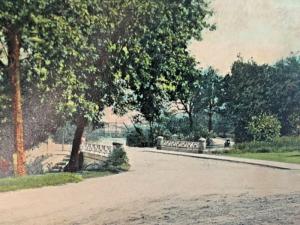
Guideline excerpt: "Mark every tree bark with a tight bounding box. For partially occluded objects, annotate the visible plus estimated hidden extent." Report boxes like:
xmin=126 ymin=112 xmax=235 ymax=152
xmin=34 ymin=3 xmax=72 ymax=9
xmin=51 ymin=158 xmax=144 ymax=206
xmin=207 ymin=100 xmax=214 ymax=133
xmin=188 ymin=112 xmax=193 ymax=131
xmin=149 ymin=121 xmax=154 ymax=147
xmin=7 ymin=29 xmax=26 ymax=176
xmin=208 ymin=112 xmax=213 ymax=133
xmin=64 ymin=116 xmax=86 ymax=172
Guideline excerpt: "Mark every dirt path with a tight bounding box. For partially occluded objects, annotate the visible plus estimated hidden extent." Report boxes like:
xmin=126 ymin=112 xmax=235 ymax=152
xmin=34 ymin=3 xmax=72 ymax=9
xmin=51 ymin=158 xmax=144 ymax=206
xmin=0 ymin=148 xmax=300 ymax=225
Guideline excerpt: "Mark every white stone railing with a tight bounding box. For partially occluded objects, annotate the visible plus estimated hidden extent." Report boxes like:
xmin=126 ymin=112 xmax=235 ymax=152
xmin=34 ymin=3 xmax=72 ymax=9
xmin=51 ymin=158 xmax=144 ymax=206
xmin=80 ymin=142 xmax=124 ymax=170
xmin=81 ymin=143 xmax=113 ymax=157
xmin=157 ymin=137 xmax=205 ymax=153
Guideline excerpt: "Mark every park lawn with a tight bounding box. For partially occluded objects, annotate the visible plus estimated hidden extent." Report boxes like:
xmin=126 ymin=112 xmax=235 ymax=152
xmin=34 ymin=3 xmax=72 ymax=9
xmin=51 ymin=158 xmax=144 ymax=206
xmin=227 ymin=151 xmax=300 ymax=165
xmin=0 ymin=171 xmax=115 ymax=192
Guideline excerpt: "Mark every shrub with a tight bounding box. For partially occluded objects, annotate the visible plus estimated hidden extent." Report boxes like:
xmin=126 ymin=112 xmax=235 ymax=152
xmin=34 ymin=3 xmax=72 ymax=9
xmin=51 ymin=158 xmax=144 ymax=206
xmin=126 ymin=126 xmax=151 ymax=147
xmin=247 ymin=114 xmax=281 ymax=142
xmin=105 ymin=145 xmax=130 ymax=171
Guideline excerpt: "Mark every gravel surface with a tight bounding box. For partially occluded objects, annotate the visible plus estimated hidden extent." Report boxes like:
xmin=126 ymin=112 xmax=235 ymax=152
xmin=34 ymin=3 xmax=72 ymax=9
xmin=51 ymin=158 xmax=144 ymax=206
xmin=94 ymin=193 xmax=300 ymax=225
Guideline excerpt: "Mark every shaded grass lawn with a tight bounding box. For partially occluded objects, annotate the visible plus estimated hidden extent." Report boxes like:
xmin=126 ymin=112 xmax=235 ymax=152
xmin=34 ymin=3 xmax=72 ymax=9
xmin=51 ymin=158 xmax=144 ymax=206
xmin=0 ymin=171 xmax=115 ymax=192
xmin=228 ymin=151 xmax=300 ymax=164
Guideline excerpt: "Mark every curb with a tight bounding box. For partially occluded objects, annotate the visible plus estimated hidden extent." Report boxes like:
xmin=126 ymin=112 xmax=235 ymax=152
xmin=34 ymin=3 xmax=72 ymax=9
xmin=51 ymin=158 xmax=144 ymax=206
xmin=142 ymin=149 xmax=300 ymax=170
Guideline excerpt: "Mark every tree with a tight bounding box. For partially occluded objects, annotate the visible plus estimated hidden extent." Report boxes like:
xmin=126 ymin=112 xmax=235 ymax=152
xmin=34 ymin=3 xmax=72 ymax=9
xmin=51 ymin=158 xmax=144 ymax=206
xmin=0 ymin=1 xmax=95 ymax=175
xmin=63 ymin=0 xmax=151 ymax=171
xmin=114 ymin=0 xmax=214 ymax=144
xmin=193 ymin=67 xmax=223 ymax=133
xmin=174 ymin=66 xmax=223 ymax=136
xmin=225 ymin=58 xmax=272 ymax=142
xmin=0 ymin=0 xmax=213 ymax=172
xmin=269 ymin=55 xmax=300 ymax=135
xmin=172 ymin=55 xmax=201 ymax=131
xmin=224 ymin=55 xmax=300 ymax=142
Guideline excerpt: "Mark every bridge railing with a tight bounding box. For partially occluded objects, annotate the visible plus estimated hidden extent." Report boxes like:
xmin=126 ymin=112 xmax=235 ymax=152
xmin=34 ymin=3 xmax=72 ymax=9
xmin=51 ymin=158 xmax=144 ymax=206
xmin=157 ymin=136 xmax=205 ymax=154
xmin=80 ymin=143 xmax=113 ymax=157
xmin=80 ymin=142 xmax=124 ymax=170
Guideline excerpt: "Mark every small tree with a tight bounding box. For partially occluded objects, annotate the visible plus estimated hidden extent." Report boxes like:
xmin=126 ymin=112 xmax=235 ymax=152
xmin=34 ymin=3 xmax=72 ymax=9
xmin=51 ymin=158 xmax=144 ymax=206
xmin=247 ymin=114 xmax=281 ymax=142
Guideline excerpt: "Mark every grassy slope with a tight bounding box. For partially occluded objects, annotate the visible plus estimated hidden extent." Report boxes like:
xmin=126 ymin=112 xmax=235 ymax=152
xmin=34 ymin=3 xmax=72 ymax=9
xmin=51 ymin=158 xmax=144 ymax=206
xmin=0 ymin=171 xmax=115 ymax=192
xmin=228 ymin=136 xmax=300 ymax=164
xmin=228 ymin=151 xmax=300 ymax=164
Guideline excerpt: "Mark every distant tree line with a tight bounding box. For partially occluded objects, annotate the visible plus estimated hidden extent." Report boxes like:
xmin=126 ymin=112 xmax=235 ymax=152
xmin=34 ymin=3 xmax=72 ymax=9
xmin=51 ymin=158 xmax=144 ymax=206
xmin=224 ymin=55 xmax=300 ymax=142
xmin=130 ymin=55 xmax=300 ymax=145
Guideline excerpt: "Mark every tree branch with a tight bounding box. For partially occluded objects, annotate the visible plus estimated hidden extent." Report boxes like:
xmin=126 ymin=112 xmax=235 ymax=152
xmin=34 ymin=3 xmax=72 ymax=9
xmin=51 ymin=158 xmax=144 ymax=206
xmin=0 ymin=59 xmax=7 ymax=69
xmin=0 ymin=38 xmax=8 ymax=59
xmin=179 ymin=98 xmax=190 ymax=115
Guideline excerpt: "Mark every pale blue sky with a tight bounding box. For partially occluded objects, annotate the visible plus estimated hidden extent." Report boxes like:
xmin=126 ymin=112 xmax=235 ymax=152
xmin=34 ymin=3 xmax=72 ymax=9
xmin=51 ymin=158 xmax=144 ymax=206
xmin=189 ymin=0 xmax=300 ymax=74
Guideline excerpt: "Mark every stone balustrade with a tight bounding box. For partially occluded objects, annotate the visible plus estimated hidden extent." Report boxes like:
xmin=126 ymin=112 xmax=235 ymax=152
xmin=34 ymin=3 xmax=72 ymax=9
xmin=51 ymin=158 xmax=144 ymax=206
xmin=157 ymin=136 xmax=205 ymax=153
xmin=81 ymin=143 xmax=113 ymax=157
xmin=80 ymin=142 xmax=123 ymax=170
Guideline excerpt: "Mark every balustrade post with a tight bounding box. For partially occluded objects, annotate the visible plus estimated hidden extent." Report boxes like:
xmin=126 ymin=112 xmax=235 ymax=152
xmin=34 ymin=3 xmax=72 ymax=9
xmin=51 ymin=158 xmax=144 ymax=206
xmin=157 ymin=136 xmax=164 ymax=150
xmin=198 ymin=138 xmax=206 ymax=153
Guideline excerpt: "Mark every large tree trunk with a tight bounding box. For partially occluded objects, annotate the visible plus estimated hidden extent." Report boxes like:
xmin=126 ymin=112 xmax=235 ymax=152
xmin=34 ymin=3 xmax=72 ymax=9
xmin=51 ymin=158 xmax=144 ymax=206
xmin=64 ymin=116 xmax=86 ymax=172
xmin=188 ymin=112 xmax=193 ymax=131
xmin=7 ymin=29 xmax=26 ymax=176
xmin=149 ymin=121 xmax=154 ymax=147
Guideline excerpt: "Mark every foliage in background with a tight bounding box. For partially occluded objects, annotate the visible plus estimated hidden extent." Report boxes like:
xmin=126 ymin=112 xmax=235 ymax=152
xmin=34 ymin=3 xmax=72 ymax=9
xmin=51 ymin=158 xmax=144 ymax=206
xmin=247 ymin=114 xmax=281 ymax=142
xmin=289 ymin=112 xmax=300 ymax=135
xmin=213 ymin=113 xmax=234 ymax=138
xmin=52 ymin=122 xmax=76 ymax=144
xmin=193 ymin=67 xmax=224 ymax=133
xmin=224 ymin=55 xmax=300 ymax=142
xmin=126 ymin=126 xmax=151 ymax=147
xmin=126 ymin=111 xmax=218 ymax=146
xmin=172 ymin=67 xmax=225 ymax=140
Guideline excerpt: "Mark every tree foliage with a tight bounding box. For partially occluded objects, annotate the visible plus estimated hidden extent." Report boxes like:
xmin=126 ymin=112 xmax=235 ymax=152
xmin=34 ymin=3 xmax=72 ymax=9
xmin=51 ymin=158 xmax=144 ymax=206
xmin=247 ymin=114 xmax=281 ymax=142
xmin=110 ymin=0 xmax=214 ymax=145
xmin=224 ymin=55 xmax=300 ymax=142
xmin=0 ymin=0 xmax=100 ymax=175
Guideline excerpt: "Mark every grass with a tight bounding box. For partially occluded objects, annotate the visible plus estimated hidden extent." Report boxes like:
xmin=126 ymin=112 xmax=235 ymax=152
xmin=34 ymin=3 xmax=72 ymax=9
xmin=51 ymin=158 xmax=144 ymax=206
xmin=227 ymin=151 xmax=300 ymax=164
xmin=233 ymin=136 xmax=300 ymax=153
xmin=226 ymin=136 xmax=300 ymax=164
xmin=0 ymin=143 xmax=131 ymax=192
xmin=0 ymin=173 xmax=82 ymax=192
xmin=0 ymin=170 xmax=116 ymax=192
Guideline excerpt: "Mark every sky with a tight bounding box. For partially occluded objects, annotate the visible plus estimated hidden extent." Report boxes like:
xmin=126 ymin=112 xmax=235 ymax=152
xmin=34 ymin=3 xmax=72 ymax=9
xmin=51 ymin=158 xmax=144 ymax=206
xmin=189 ymin=0 xmax=300 ymax=74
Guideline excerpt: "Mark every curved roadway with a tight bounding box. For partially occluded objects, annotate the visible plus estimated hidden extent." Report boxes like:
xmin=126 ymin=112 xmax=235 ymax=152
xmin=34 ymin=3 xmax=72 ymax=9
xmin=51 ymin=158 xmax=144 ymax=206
xmin=0 ymin=148 xmax=299 ymax=225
